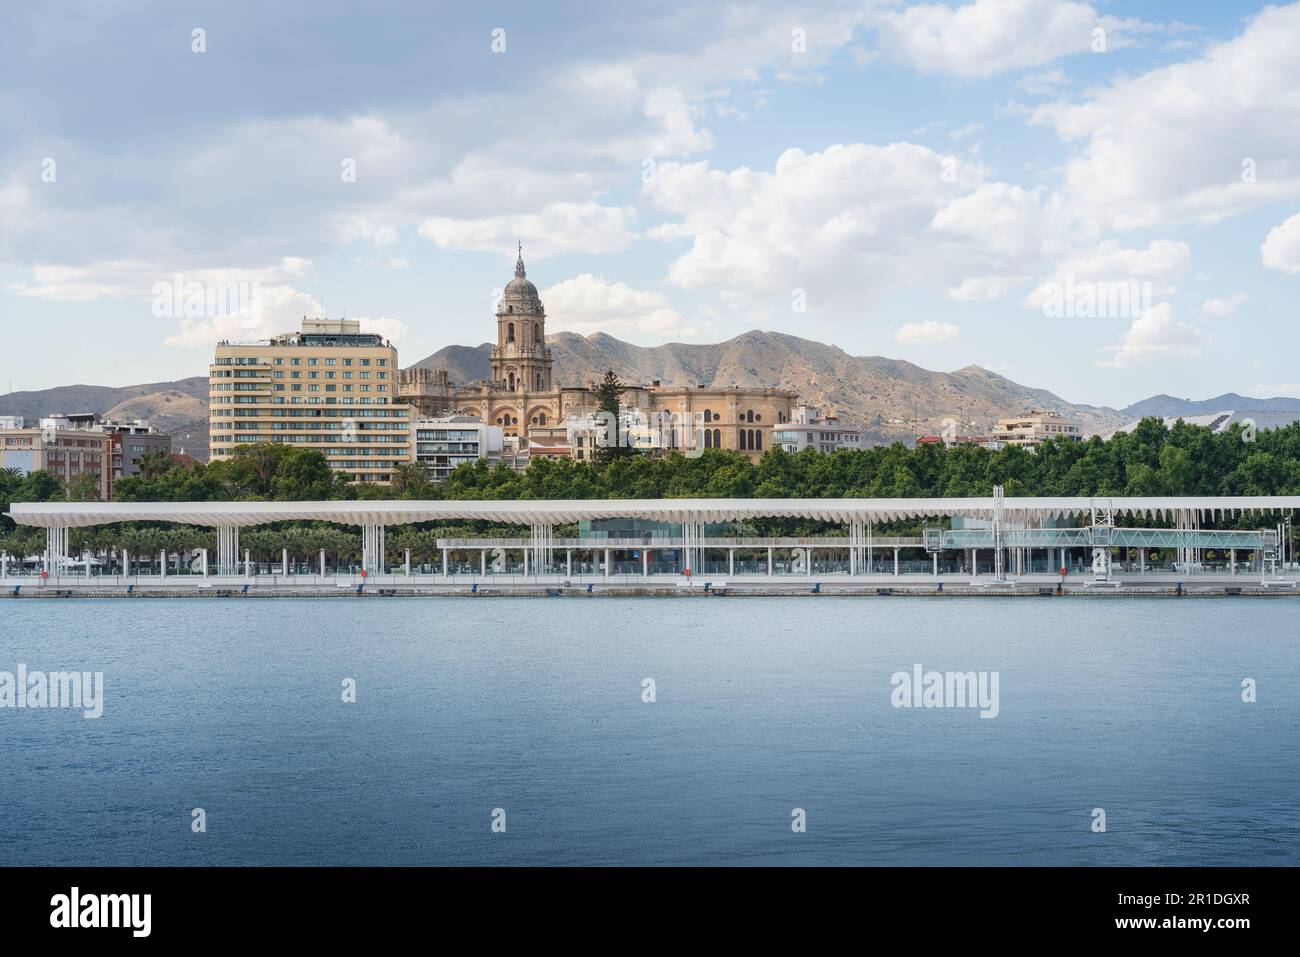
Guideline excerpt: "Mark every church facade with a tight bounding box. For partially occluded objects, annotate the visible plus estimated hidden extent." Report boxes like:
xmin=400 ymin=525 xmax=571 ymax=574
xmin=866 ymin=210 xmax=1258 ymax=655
xmin=398 ymin=248 xmax=798 ymax=461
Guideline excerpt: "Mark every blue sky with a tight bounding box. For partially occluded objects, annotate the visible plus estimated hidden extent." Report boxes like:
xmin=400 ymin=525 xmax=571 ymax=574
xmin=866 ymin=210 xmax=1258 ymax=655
xmin=2 ymin=0 xmax=1299 ymax=409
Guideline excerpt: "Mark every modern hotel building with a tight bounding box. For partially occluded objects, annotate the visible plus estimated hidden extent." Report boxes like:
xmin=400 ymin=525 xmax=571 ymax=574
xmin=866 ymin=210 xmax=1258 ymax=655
xmin=209 ymin=318 xmax=411 ymax=484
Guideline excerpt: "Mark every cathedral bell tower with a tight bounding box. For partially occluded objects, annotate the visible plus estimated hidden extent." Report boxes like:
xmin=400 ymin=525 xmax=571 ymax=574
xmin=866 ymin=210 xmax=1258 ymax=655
xmin=490 ymin=243 xmax=552 ymax=394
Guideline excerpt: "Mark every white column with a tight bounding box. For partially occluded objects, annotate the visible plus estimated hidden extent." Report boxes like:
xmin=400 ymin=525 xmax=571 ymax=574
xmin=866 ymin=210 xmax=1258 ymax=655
xmin=320 ymin=549 xmax=327 ymax=577
xmin=442 ymin=547 xmax=450 ymax=578
xmin=566 ymin=549 xmax=572 ymax=578
xmin=405 ymin=549 xmax=411 ymax=579
xmin=728 ymin=549 xmax=734 ymax=577
xmin=85 ymin=551 xmax=91 ymax=579
xmin=44 ymin=526 xmax=69 ymax=576
xmin=893 ymin=547 xmax=899 ymax=577
xmin=642 ymin=550 xmax=649 ymax=577
xmin=523 ymin=548 xmax=529 ymax=577
xmin=604 ymin=548 xmax=611 ymax=579
xmin=480 ymin=549 xmax=487 ymax=576
xmin=807 ymin=548 xmax=813 ymax=577
xmin=282 ymin=548 xmax=289 ymax=577
xmin=933 ymin=553 xmax=938 ymax=577
xmin=0 ymin=552 xmax=7 ymax=583
xmin=160 ymin=549 xmax=167 ymax=582
xmin=244 ymin=549 xmax=251 ymax=581
xmin=216 ymin=526 xmax=240 ymax=577
xmin=767 ymin=546 xmax=773 ymax=577
xmin=124 ymin=548 xmax=130 ymax=579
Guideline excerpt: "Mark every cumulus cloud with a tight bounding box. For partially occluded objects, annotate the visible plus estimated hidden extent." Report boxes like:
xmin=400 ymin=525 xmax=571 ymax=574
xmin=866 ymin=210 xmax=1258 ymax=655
xmin=1200 ymin=294 xmax=1247 ymax=317
xmin=542 ymin=274 xmax=697 ymax=338
xmin=163 ymin=285 xmax=324 ymax=348
xmin=418 ymin=202 xmax=637 ymax=259
xmin=1023 ymin=239 xmax=1190 ymax=310
xmin=1031 ymin=4 xmax=1300 ymax=230
xmin=874 ymin=0 xmax=1126 ymax=77
xmin=1095 ymin=302 xmax=1205 ymax=368
xmin=645 ymin=143 xmax=1012 ymax=306
xmin=1261 ymin=211 xmax=1300 ymax=273
xmin=895 ymin=320 xmax=959 ymax=344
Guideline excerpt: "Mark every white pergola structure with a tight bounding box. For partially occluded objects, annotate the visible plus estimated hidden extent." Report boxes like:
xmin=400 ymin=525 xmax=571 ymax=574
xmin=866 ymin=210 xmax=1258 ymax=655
xmin=5 ymin=491 xmax=1298 ymax=581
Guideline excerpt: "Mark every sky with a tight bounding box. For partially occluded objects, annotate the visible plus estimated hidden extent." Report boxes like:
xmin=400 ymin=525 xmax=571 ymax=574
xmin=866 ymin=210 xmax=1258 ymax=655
xmin=2 ymin=0 xmax=1299 ymax=409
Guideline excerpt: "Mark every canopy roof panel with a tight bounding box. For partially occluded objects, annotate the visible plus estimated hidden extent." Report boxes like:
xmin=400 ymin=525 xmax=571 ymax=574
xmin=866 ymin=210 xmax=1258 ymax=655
xmin=7 ymin=496 xmax=1300 ymax=529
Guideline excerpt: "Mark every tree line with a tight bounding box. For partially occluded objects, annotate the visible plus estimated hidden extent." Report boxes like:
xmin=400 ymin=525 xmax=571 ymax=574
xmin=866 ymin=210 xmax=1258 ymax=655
xmin=3 ymin=417 xmax=1298 ymax=555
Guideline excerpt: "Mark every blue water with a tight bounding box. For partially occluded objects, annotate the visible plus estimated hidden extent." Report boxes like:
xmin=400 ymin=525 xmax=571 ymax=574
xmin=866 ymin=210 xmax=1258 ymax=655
xmin=0 ymin=597 xmax=1297 ymax=866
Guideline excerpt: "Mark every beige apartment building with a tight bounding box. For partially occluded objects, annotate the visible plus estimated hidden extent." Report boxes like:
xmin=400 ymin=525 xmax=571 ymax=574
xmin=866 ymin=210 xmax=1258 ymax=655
xmin=992 ymin=410 xmax=1083 ymax=447
xmin=209 ymin=318 xmax=410 ymax=483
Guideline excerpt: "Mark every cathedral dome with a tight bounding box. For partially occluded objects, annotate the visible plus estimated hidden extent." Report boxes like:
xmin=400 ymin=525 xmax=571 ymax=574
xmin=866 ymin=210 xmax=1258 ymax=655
xmin=501 ymin=243 xmax=542 ymax=307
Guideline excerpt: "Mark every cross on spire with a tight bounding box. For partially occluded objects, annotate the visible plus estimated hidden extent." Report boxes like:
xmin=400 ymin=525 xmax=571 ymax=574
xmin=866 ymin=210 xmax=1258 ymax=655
xmin=515 ymin=240 xmax=526 ymax=278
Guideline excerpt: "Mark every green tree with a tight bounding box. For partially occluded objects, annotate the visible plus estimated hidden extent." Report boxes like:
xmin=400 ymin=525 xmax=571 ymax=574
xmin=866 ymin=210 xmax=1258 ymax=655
xmin=592 ymin=369 xmax=631 ymax=464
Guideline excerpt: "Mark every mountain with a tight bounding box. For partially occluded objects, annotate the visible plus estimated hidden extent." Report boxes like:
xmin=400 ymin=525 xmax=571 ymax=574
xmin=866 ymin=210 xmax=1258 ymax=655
xmin=0 ymin=377 xmax=211 ymax=460
xmin=412 ymin=343 xmax=493 ymax=383
xmin=24 ymin=328 xmax=1262 ymax=463
xmin=1119 ymin=392 xmax=1300 ymax=419
xmin=415 ymin=329 xmax=1129 ymax=441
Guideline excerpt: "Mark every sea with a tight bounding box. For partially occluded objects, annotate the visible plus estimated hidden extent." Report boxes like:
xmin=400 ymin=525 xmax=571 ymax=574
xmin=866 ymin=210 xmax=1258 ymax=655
xmin=1 ymin=597 xmax=1296 ymax=866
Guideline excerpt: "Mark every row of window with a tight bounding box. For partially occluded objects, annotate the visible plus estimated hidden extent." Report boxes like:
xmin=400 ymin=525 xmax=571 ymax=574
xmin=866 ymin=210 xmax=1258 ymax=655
xmin=700 ymin=409 xmax=767 ymax=424
xmin=213 ymin=356 xmax=388 ymax=369
xmin=210 ymin=396 xmax=394 ymax=405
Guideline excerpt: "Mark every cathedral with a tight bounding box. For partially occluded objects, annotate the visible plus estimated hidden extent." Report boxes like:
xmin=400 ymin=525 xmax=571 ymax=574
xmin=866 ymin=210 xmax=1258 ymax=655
xmin=398 ymin=246 xmax=798 ymax=461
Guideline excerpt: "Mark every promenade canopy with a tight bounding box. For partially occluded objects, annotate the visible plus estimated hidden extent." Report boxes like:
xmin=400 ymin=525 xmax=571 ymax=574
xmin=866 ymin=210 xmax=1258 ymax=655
xmin=8 ymin=496 xmax=1300 ymax=529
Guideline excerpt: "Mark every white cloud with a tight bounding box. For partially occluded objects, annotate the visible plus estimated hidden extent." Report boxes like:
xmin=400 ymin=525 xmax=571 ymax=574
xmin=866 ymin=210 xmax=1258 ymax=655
xmin=874 ymin=0 xmax=1119 ymax=77
xmin=163 ymin=285 xmax=323 ymax=348
xmin=1024 ymin=239 xmax=1190 ymax=309
xmin=1032 ymin=4 xmax=1300 ymax=230
xmin=8 ymin=257 xmax=312 ymax=303
xmin=948 ymin=122 xmax=984 ymax=143
xmin=542 ymin=274 xmax=697 ymax=338
xmin=895 ymin=320 xmax=959 ymax=345
xmin=948 ymin=276 xmax=1007 ymax=301
xmin=1200 ymin=294 xmax=1247 ymax=317
xmin=354 ymin=316 xmax=409 ymax=342
xmin=645 ymin=143 xmax=1017 ymax=308
xmin=1261 ymin=211 xmax=1300 ymax=273
xmin=1017 ymin=67 xmax=1067 ymax=95
xmin=418 ymin=202 xmax=637 ymax=258
xmin=1096 ymin=302 xmax=1205 ymax=368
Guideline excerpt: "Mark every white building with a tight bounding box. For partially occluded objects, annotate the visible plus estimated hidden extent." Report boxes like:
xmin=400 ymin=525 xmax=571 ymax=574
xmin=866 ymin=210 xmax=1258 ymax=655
xmin=771 ymin=406 xmax=865 ymax=454
xmin=413 ymin=416 xmax=504 ymax=481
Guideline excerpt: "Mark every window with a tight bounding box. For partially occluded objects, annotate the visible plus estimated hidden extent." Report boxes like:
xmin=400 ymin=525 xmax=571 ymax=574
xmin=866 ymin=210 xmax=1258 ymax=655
xmin=508 ymin=323 xmax=515 ymax=342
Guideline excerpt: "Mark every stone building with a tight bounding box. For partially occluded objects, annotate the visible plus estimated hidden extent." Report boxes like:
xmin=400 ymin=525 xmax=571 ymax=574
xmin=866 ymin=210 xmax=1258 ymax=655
xmin=399 ymin=247 xmax=798 ymax=460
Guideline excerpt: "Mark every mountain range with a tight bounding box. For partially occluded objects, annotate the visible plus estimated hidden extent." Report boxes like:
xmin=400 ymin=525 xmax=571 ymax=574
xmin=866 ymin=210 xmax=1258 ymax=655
xmin=5 ymin=331 xmax=1298 ymax=462
xmin=415 ymin=329 xmax=1131 ymax=442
